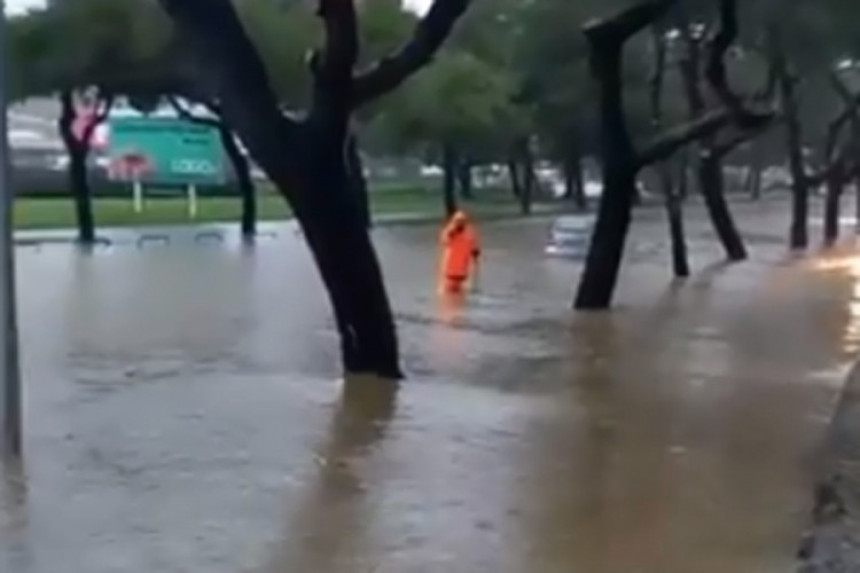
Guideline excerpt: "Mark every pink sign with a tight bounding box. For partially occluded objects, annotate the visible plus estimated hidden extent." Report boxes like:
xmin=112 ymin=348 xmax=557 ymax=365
xmin=72 ymin=107 xmax=108 ymax=150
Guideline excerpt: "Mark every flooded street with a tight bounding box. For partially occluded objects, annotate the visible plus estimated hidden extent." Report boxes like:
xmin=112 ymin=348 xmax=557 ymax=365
xmin=2 ymin=201 xmax=860 ymax=572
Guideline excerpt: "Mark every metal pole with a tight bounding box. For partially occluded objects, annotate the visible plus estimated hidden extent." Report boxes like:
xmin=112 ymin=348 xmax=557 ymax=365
xmin=0 ymin=0 xmax=23 ymax=459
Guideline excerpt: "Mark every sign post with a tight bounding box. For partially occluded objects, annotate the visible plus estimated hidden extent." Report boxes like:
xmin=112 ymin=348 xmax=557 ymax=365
xmin=0 ymin=0 xmax=22 ymax=459
xmin=187 ymin=184 xmax=198 ymax=219
xmin=133 ymin=180 xmax=143 ymax=213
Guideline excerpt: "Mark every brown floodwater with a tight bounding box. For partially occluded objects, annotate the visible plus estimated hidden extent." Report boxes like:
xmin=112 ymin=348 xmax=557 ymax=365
xmin=1 ymin=200 xmax=859 ymax=572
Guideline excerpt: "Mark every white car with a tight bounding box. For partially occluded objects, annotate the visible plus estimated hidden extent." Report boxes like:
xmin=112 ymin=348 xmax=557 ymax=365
xmin=545 ymin=215 xmax=595 ymax=259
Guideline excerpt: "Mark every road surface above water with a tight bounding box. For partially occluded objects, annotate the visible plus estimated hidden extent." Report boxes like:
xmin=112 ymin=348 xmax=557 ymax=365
xmin=2 ymin=200 xmax=860 ymax=573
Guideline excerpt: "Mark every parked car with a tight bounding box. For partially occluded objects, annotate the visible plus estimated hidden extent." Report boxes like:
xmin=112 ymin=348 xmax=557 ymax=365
xmin=546 ymin=178 xmax=651 ymax=201
xmin=545 ymin=215 xmax=595 ymax=259
xmin=762 ymin=166 xmax=792 ymax=191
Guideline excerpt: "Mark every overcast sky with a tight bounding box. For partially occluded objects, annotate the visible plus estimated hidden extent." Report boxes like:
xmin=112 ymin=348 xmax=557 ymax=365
xmin=402 ymin=0 xmax=430 ymax=13
xmin=7 ymin=0 xmax=42 ymax=15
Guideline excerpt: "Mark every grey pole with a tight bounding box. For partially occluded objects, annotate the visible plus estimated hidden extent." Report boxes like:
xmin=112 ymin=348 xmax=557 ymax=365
xmin=0 ymin=0 xmax=22 ymax=459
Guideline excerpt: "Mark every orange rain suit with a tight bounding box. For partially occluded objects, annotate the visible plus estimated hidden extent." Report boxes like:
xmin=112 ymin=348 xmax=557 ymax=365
xmin=439 ymin=211 xmax=481 ymax=294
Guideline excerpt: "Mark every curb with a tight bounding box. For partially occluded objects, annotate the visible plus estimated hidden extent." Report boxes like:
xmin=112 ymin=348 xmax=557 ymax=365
xmin=11 ymin=208 xmax=578 ymax=245
xmin=796 ymin=362 xmax=860 ymax=572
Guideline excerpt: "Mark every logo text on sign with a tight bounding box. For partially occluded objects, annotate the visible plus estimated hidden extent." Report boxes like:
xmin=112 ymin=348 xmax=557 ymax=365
xmin=171 ymin=159 xmax=218 ymax=176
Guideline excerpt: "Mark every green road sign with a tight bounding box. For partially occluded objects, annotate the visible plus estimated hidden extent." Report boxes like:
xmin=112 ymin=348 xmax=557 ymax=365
xmin=108 ymin=116 xmax=224 ymax=186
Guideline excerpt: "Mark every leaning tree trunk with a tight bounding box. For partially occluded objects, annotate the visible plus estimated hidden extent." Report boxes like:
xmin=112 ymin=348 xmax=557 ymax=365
xmin=657 ymin=166 xmax=689 ymax=277
xmin=777 ymin=63 xmax=809 ymax=249
xmin=574 ymin=0 xmax=762 ymax=309
xmin=679 ymin=31 xmax=747 ymax=261
xmin=823 ymin=165 xmax=843 ymax=246
xmin=650 ymin=25 xmax=689 ymax=278
xmin=155 ymin=0 xmax=476 ymax=378
xmin=58 ymin=91 xmax=95 ymax=245
xmin=219 ymin=125 xmax=257 ymax=237
xmin=698 ymin=150 xmax=747 ymax=260
xmin=441 ymin=143 xmax=458 ymax=218
xmin=289 ymin=135 xmax=400 ymax=378
xmin=575 ymin=38 xmax=639 ymax=310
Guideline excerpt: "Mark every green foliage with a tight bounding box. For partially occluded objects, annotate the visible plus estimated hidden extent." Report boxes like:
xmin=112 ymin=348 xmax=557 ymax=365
xmin=14 ymin=0 xmax=169 ymax=96
xmin=372 ymin=50 xmax=525 ymax=158
xmin=239 ymin=0 xmax=318 ymax=106
xmin=9 ymin=0 xmax=855 ymax=168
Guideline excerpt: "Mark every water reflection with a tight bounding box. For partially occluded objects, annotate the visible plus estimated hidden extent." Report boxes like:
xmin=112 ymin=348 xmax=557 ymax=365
xmin=3 ymin=213 xmax=859 ymax=573
xmin=812 ymin=255 xmax=860 ymax=356
xmin=260 ymin=376 xmax=397 ymax=572
xmin=0 ymin=456 xmax=30 ymax=573
xmin=437 ymin=290 xmax=467 ymax=325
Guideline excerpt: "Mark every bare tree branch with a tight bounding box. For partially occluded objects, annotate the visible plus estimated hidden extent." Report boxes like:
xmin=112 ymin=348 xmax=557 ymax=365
xmin=713 ymin=122 xmax=773 ymax=159
xmin=638 ymin=109 xmax=732 ymax=167
xmin=351 ymin=0 xmax=471 ymax=106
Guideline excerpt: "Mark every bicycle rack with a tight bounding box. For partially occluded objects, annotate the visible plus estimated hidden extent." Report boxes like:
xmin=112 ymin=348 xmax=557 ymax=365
xmin=137 ymin=234 xmax=171 ymax=247
xmin=194 ymin=231 xmax=224 ymax=244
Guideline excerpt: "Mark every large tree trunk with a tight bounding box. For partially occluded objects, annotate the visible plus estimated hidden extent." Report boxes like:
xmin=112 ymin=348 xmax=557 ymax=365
xmin=154 ymin=0 xmax=477 ymax=378
xmin=823 ymin=166 xmax=843 ymax=246
xmin=657 ymin=166 xmax=689 ymax=277
xmin=698 ymin=151 xmax=747 ymax=260
xmin=219 ymin=126 xmax=257 ymax=237
xmin=68 ymin=146 xmax=94 ymax=244
xmin=575 ymin=39 xmax=638 ymax=310
xmin=574 ymin=0 xmax=756 ymax=310
xmin=58 ymin=91 xmax=95 ymax=245
xmin=777 ymin=63 xmax=809 ymax=249
xmin=290 ymin=137 xmax=400 ymax=378
xmin=441 ymin=142 xmax=458 ymax=217
xmin=666 ymin=192 xmax=689 ymax=278
xmin=679 ymin=31 xmax=747 ymax=261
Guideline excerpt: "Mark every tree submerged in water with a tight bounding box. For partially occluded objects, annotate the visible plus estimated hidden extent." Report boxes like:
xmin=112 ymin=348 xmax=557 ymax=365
xmin=154 ymin=0 xmax=471 ymax=378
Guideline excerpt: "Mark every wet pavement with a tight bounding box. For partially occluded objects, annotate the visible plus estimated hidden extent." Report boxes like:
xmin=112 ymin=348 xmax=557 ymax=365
xmin=2 ymin=199 xmax=860 ymax=572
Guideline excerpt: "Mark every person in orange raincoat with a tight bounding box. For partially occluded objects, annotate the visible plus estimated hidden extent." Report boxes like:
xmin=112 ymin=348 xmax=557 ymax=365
xmin=439 ymin=211 xmax=481 ymax=294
